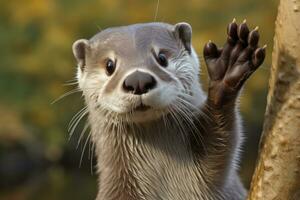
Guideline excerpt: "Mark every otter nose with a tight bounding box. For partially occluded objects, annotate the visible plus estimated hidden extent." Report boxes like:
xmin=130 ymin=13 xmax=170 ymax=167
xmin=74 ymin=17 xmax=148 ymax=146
xmin=123 ymin=71 xmax=156 ymax=95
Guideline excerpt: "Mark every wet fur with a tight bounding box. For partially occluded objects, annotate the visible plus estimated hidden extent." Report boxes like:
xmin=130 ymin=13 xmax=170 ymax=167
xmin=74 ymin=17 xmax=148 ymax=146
xmin=89 ymin=106 xmax=246 ymax=200
xmin=72 ymin=21 xmax=265 ymax=200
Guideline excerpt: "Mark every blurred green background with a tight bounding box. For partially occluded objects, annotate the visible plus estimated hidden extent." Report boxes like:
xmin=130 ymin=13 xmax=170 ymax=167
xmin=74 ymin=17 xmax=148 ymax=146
xmin=0 ymin=0 xmax=278 ymax=199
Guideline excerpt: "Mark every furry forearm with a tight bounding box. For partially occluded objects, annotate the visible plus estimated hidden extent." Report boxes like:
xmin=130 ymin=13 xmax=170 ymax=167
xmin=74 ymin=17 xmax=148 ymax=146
xmin=192 ymin=99 xmax=239 ymax=183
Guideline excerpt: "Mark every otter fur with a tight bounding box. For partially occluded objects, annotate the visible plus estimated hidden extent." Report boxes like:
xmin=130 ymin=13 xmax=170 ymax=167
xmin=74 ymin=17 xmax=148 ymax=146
xmin=72 ymin=21 xmax=265 ymax=200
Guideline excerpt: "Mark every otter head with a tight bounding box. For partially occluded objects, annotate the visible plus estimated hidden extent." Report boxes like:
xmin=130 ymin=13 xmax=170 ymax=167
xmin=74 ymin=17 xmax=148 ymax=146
xmin=72 ymin=22 xmax=203 ymax=123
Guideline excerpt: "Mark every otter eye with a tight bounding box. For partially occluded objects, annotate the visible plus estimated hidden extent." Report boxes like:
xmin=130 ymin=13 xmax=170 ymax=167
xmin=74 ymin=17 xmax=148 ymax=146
xmin=157 ymin=52 xmax=168 ymax=67
xmin=105 ymin=59 xmax=116 ymax=76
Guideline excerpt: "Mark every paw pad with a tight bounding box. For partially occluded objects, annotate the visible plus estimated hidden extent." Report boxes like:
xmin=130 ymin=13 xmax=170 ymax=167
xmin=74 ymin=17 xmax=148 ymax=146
xmin=203 ymin=19 xmax=266 ymax=106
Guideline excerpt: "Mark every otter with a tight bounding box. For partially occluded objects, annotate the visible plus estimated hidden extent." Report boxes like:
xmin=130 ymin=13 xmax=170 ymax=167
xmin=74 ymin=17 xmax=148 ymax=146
xmin=72 ymin=20 xmax=265 ymax=200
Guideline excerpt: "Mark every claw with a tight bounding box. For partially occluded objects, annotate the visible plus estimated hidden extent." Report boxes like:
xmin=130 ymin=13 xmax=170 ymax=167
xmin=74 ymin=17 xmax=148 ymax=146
xmin=252 ymin=47 xmax=266 ymax=68
xmin=204 ymin=41 xmax=219 ymax=59
xmin=227 ymin=21 xmax=238 ymax=42
xmin=248 ymin=29 xmax=260 ymax=47
xmin=238 ymin=22 xmax=249 ymax=43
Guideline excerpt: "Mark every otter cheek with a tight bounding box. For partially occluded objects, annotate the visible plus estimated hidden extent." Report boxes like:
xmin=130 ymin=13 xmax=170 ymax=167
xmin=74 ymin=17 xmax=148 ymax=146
xmin=143 ymin=85 xmax=177 ymax=108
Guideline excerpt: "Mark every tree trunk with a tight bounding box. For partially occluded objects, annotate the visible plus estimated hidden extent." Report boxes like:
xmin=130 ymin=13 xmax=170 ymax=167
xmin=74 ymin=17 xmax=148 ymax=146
xmin=247 ymin=0 xmax=300 ymax=199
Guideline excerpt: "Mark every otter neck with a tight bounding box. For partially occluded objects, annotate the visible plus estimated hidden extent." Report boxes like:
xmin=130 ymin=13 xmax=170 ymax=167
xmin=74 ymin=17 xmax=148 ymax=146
xmin=90 ymin=112 xmax=204 ymax=200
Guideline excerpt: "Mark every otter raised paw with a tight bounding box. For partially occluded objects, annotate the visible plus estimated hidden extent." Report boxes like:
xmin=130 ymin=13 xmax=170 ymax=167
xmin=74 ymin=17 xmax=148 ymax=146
xmin=203 ymin=19 xmax=266 ymax=108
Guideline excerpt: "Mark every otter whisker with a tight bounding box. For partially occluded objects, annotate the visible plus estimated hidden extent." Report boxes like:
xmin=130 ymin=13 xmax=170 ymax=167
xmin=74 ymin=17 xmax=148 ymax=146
xmin=90 ymin=140 xmax=96 ymax=174
xmin=68 ymin=106 xmax=88 ymax=133
xmin=167 ymin=106 xmax=188 ymax=144
xmin=79 ymin=131 xmax=92 ymax=168
xmin=170 ymin=101 xmax=196 ymax=137
xmin=51 ymin=88 xmax=81 ymax=105
xmin=154 ymin=0 xmax=160 ymax=21
xmin=177 ymin=92 xmax=215 ymax=124
xmin=63 ymin=81 xmax=79 ymax=86
xmin=176 ymin=96 xmax=211 ymax=134
xmin=76 ymin=122 xmax=90 ymax=149
xmin=173 ymin=100 xmax=209 ymax=157
xmin=69 ymin=108 xmax=89 ymax=141
xmin=64 ymin=78 xmax=79 ymax=84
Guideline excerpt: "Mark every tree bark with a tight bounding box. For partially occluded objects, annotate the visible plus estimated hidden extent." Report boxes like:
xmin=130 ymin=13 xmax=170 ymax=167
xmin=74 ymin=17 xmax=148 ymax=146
xmin=247 ymin=0 xmax=300 ymax=199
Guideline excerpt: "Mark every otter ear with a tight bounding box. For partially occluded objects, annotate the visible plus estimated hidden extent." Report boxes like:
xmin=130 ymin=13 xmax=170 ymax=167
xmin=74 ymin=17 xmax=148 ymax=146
xmin=174 ymin=22 xmax=192 ymax=54
xmin=72 ymin=39 xmax=90 ymax=70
